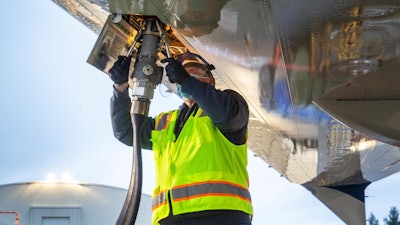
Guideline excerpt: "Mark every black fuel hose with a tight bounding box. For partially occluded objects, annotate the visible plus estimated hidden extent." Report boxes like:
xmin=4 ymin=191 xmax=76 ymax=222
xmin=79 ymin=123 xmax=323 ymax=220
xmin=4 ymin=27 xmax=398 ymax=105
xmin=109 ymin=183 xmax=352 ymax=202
xmin=115 ymin=113 xmax=147 ymax=225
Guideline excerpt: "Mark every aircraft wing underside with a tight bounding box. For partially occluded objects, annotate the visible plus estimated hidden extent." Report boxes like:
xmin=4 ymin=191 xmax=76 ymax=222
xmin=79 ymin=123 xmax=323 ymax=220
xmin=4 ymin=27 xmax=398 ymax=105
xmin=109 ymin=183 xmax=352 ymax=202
xmin=52 ymin=0 xmax=400 ymax=224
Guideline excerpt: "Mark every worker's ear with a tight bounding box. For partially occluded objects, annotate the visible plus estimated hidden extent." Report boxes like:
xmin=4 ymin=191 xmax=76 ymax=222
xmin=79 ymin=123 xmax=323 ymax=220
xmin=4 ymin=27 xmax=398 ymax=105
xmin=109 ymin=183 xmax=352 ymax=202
xmin=209 ymin=77 xmax=215 ymax=86
xmin=197 ymin=76 xmax=215 ymax=86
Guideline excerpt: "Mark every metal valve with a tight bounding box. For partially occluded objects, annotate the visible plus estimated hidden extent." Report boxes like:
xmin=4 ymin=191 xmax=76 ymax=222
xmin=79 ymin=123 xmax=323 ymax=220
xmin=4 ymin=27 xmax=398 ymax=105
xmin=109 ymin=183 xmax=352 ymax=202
xmin=128 ymin=17 xmax=169 ymax=115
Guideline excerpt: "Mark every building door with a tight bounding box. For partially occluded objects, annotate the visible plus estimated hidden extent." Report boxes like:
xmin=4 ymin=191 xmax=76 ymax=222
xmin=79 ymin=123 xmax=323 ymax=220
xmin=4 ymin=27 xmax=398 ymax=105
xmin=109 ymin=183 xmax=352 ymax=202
xmin=31 ymin=208 xmax=79 ymax=225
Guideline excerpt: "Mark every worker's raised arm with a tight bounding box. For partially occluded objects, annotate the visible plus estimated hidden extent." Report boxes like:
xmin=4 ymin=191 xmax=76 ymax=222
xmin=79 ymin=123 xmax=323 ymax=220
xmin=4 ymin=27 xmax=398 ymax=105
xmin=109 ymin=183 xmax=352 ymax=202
xmin=183 ymin=77 xmax=249 ymax=135
xmin=108 ymin=56 xmax=154 ymax=149
xmin=162 ymin=57 xmax=249 ymax=145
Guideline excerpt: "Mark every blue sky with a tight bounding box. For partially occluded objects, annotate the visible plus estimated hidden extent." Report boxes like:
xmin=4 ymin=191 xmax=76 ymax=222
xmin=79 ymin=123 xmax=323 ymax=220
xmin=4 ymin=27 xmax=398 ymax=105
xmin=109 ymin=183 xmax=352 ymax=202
xmin=0 ymin=0 xmax=399 ymax=224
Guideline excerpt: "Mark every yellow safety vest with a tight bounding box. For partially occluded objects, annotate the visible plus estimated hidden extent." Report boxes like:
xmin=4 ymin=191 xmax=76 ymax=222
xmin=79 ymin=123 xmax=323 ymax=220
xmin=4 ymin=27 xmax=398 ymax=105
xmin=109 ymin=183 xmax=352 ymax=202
xmin=150 ymin=108 xmax=253 ymax=225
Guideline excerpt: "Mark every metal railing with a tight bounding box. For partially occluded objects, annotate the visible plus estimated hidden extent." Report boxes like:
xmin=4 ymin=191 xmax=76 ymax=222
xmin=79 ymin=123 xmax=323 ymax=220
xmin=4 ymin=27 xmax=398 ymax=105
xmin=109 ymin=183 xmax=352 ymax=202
xmin=0 ymin=211 xmax=20 ymax=225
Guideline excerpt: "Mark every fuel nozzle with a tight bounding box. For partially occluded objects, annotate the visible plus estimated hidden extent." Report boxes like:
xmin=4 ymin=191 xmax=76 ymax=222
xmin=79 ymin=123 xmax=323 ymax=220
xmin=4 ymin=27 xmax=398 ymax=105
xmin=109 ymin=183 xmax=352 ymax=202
xmin=129 ymin=17 xmax=167 ymax=116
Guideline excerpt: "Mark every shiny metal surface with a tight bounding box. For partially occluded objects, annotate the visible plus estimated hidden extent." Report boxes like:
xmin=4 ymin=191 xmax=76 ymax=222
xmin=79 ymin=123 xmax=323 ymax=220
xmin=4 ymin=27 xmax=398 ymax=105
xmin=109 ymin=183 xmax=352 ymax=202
xmin=53 ymin=0 xmax=400 ymax=224
xmin=51 ymin=0 xmax=109 ymax=33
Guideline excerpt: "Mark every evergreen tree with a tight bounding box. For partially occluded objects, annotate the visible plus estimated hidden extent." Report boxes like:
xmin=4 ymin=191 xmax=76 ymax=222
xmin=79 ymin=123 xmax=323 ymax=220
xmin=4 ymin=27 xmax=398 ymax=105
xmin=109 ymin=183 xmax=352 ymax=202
xmin=368 ymin=213 xmax=380 ymax=225
xmin=384 ymin=206 xmax=400 ymax=225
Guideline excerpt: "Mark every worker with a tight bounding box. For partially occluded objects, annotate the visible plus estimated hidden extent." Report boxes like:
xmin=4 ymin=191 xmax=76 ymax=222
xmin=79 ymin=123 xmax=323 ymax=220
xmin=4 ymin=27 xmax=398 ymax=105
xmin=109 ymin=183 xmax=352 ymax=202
xmin=109 ymin=52 xmax=253 ymax=225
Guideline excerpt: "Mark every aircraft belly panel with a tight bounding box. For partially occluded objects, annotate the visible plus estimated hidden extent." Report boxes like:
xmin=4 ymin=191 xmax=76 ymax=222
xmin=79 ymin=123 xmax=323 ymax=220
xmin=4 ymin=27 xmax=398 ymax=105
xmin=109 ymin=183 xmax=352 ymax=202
xmin=314 ymin=63 xmax=400 ymax=147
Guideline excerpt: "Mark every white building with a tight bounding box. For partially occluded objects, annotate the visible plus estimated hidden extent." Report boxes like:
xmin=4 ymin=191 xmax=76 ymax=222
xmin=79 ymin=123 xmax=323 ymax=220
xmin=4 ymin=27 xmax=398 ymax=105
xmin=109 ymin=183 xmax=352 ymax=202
xmin=0 ymin=182 xmax=152 ymax=225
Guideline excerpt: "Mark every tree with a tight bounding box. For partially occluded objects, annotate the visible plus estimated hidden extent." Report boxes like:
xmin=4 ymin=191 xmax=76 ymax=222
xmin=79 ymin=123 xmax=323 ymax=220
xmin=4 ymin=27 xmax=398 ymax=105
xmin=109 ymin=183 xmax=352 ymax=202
xmin=384 ymin=206 xmax=400 ymax=225
xmin=368 ymin=213 xmax=380 ymax=225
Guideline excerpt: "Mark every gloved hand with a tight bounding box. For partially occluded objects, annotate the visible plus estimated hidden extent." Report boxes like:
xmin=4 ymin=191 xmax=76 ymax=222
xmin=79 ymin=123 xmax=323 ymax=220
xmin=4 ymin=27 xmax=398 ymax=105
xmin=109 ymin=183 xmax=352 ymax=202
xmin=108 ymin=55 xmax=132 ymax=84
xmin=161 ymin=58 xmax=190 ymax=84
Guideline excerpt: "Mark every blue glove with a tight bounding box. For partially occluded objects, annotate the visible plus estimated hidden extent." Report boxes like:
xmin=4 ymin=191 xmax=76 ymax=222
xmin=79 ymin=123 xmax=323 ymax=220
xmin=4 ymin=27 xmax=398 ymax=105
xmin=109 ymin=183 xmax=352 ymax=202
xmin=161 ymin=58 xmax=190 ymax=84
xmin=108 ymin=56 xmax=132 ymax=84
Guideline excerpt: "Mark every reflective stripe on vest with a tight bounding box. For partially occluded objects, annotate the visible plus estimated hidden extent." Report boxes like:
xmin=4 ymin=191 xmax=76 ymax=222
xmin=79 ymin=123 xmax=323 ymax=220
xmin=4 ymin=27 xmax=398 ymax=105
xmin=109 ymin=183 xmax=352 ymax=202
xmin=152 ymin=180 xmax=251 ymax=210
xmin=152 ymin=190 xmax=167 ymax=210
xmin=155 ymin=112 xmax=172 ymax=130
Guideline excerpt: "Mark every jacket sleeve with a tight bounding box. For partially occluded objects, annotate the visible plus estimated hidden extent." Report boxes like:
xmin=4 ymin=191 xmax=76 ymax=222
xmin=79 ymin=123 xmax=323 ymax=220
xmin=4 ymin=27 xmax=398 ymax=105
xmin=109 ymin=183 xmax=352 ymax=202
xmin=110 ymin=86 xmax=154 ymax=149
xmin=181 ymin=77 xmax=249 ymax=137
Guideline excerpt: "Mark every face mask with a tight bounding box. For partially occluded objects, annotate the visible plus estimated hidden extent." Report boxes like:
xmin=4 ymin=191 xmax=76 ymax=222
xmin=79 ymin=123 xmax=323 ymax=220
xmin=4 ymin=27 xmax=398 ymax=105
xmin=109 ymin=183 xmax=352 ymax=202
xmin=177 ymin=84 xmax=192 ymax=100
xmin=176 ymin=74 xmax=202 ymax=100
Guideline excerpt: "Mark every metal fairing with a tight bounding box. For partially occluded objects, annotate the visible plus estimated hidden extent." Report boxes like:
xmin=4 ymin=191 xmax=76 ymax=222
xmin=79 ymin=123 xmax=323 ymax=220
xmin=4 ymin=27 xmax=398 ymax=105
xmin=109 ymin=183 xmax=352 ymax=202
xmin=52 ymin=0 xmax=400 ymax=224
